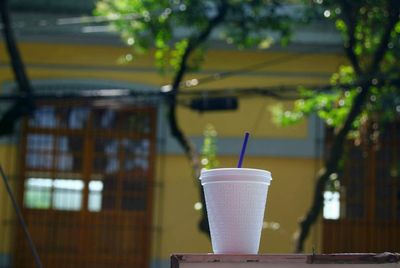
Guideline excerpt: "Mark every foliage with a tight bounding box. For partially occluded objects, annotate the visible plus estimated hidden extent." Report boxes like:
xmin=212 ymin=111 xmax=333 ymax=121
xmin=273 ymin=0 xmax=400 ymax=138
xmin=201 ymin=124 xmax=219 ymax=170
xmin=94 ymin=0 xmax=400 ymax=252
xmin=95 ymin=0 xmax=295 ymax=74
xmin=278 ymin=0 xmax=400 ymax=253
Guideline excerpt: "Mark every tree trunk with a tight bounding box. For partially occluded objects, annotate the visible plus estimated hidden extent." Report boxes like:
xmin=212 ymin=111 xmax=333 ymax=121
xmin=294 ymin=84 xmax=370 ymax=252
xmin=0 ymin=0 xmax=34 ymax=135
xmin=294 ymin=0 xmax=399 ymax=251
xmin=166 ymin=1 xmax=228 ymax=237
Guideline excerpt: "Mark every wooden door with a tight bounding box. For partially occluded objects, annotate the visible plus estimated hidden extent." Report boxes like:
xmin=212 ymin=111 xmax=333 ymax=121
xmin=323 ymin=121 xmax=400 ymax=252
xmin=15 ymin=102 xmax=156 ymax=267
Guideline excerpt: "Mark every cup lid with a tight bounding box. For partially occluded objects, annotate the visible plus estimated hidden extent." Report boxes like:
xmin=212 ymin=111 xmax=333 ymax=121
xmin=200 ymin=168 xmax=272 ymax=184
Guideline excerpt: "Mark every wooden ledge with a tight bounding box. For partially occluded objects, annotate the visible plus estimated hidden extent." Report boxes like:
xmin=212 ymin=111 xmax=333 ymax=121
xmin=171 ymin=253 xmax=400 ymax=268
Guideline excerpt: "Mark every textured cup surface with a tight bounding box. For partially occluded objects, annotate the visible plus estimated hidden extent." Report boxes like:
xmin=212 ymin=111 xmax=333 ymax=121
xmin=200 ymin=168 xmax=271 ymax=254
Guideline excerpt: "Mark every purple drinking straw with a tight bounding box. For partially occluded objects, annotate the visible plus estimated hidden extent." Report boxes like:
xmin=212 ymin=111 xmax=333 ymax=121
xmin=237 ymin=132 xmax=250 ymax=168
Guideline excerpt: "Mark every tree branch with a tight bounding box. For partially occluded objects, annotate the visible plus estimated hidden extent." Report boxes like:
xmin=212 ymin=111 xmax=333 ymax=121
xmin=167 ymin=0 xmax=228 ymax=173
xmin=368 ymin=0 xmax=399 ymax=75
xmin=294 ymin=81 xmax=371 ymax=253
xmin=0 ymin=0 xmax=33 ymax=93
xmin=294 ymin=0 xmax=398 ymax=252
xmin=337 ymin=0 xmax=362 ymax=75
xmin=166 ymin=0 xmax=229 ymax=237
xmin=0 ymin=0 xmax=34 ymax=136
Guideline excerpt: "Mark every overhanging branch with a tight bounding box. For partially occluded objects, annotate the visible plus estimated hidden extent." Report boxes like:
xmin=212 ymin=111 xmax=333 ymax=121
xmin=0 ymin=0 xmax=34 ymax=136
xmin=337 ymin=0 xmax=362 ymax=75
xmin=294 ymin=0 xmax=399 ymax=252
xmin=167 ymin=0 xmax=229 ymax=174
xmin=294 ymin=80 xmax=372 ymax=253
xmin=368 ymin=0 xmax=400 ymax=75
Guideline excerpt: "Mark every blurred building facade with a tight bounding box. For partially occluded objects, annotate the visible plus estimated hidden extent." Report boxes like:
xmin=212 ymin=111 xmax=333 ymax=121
xmin=1 ymin=1 xmax=397 ymax=268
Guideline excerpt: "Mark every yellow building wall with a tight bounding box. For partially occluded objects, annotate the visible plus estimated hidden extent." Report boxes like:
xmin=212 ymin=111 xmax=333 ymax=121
xmin=178 ymin=98 xmax=308 ymax=138
xmin=0 ymin=41 xmax=344 ymax=139
xmin=0 ymin=144 xmax=18 ymax=254
xmin=0 ymin=42 xmax=344 ymax=92
xmin=0 ymin=42 xmax=337 ymax=260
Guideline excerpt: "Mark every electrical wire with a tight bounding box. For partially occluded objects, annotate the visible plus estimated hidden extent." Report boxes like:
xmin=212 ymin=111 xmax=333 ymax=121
xmin=250 ymin=99 xmax=269 ymax=137
xmin=180 ymin=52 xmax=309 ymax=89
xmin=0 ymin=164 xmax=43 ymax=268
xmin=4 ymin=13 xmax=334 ymax=91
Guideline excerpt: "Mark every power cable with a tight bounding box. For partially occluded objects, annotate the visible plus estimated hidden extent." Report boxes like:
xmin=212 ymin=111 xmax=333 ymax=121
xmin=181 ymin=52 xmax=309 ymax=89
xmin=250 ymin=99 xmax=269 ymax=137
xmin=4 ymin=13 xmax=334 ymax=91
xmin=0 ymin=164 xmax=43 ymax=268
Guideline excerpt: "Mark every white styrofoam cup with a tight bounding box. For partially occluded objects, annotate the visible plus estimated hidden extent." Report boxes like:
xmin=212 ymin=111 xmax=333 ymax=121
xmin=200 ymin=168 xmax=272 ymax=254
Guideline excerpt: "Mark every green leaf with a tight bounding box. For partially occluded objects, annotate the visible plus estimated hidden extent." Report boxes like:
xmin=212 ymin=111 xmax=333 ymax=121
xmin=335 ymin=19 xmax=346 ymax=32
xmin=201 ymin=124 xmax=219 ymax=170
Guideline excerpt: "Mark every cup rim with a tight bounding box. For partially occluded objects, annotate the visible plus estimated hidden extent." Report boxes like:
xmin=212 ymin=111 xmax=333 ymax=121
xmin=200 ymin=168 xmax=272 ymax=184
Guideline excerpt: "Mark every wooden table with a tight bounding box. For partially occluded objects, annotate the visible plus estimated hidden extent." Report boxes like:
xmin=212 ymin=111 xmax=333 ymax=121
xmin=171 ymin=253 xmax=400 ymax=268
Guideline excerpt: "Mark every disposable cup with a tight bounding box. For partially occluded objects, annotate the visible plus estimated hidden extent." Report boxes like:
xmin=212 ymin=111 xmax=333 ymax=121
xmin=199 ymin=168 xmax=272 ymax=254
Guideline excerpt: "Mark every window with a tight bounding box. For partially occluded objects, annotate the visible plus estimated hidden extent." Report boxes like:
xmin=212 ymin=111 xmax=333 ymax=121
xmin=323 ymin=191 xmax=340 ymax=220
xmin=88 ymin=180 xmax=103 ymax=212
xmin=23 ymin=105 xmax=154 ymax=213
xmin=24 ymin=178 xmax=84 ymax=211
xmin=24 ymin=178 xmax=52 ymax=209
xmin=52 ymin=179 xmax=84 ymax=211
